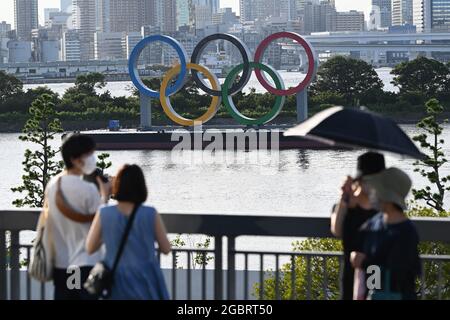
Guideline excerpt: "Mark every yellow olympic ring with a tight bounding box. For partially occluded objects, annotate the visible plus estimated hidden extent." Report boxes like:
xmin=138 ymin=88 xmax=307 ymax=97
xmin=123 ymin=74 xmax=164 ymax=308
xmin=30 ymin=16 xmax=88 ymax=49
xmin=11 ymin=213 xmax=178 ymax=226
xmin=160 ymin=63 xmax=221 ymax=126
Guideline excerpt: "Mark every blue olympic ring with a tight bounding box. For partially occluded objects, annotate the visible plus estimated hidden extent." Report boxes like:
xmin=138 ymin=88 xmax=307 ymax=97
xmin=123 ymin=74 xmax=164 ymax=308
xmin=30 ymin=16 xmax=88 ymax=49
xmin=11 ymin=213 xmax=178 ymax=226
xmin=128 ymin=35 xmax=188 ymax=99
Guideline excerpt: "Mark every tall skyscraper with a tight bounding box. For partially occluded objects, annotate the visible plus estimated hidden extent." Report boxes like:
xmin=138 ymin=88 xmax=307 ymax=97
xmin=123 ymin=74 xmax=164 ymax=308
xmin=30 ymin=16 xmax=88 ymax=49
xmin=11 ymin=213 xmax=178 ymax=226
xmin=176 ymin=0 xmax=193 ymax=29
xmin=60 ymin=0 xmax=72 ymax=13
xmin=14 ymin=0 xmax=38 ymax=41
xmin=240 ymin=0 xmax=298 ymax=22
xmin=44 ymin=8 xmax=60 ymax=26
xmin=159 ymin=0 xmax=177 ymax=32
xmin=0 ymin=21 xmax=12 ymax=36
xmin=372 ymin=0 xmax=393 ymax=28
xmin=99 ymin=0 xmax=147 ymax=33
xmin=414 ymin=0 xmax=450 ymax=32
xmin=194 ymin=0 xmax=220 ymax=29
xmin=392 ymin=0 xmax=414 ymax=25
xmin=280 ymin=0 xmax=299 ymax=20
xmin=303 ymin=0 xmax=336 ymax=34
xmin=73 ymin=0 xmax=96 ymax=60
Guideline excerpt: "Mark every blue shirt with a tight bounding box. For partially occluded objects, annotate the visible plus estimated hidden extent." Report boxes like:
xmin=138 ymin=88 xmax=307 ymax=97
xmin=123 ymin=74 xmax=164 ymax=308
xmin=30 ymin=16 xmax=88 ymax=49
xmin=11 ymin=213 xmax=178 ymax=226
xmin=359 ymin=213 xmax=421 ymax=299
xmin=100 ymin=204 xmax=170 ymax=300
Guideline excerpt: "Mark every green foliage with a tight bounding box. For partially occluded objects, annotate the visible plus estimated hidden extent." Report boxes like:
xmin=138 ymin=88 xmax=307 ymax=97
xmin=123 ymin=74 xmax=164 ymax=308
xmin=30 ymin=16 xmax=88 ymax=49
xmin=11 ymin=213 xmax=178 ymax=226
xmin=412 ymin=99 xmax=450 ymax=212
xmin=254 ymin=238 xmax=342 ymax=300
xmin=193 ymin=237 xmax=214 ymax=268
xmin=170 ymin=235 xmax=214 ymax=269
xmin=408 ymin=207 xmax=450 ymax=299
xmin=96 ymin=153 xmax=112 ymax=175
xmin=0 ymin=62 xmax=449 ymax=127
xmin=0 ymin=71 xmax=23 ymax=103
xmin=310 ymin=56 xmax=384 ymax=106
xmin=391 ymin=57 xmax=450 ymax=100
xmin=74 ymin=72 xmax=106 ymax=94
xmin=11 ymin=94 xmax=64 ymax=208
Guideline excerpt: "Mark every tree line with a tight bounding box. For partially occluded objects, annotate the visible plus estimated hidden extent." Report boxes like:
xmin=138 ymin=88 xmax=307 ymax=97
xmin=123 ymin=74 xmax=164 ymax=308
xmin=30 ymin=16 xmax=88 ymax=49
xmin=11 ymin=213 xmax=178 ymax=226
xmin=0 ymin=56 xmax=450 ymax=127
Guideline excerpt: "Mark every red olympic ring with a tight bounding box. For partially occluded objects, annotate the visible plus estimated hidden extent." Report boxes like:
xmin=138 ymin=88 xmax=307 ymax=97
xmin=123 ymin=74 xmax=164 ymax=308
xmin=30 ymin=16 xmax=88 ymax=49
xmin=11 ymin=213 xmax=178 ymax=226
xmin=254 ymin=32 xmax=316 ymax=96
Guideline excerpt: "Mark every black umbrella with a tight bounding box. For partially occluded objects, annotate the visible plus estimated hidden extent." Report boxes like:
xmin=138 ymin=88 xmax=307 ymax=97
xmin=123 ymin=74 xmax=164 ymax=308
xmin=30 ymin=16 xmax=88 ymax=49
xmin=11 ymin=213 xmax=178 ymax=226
xmin=284 ymin=106 xmax=425 ymax=159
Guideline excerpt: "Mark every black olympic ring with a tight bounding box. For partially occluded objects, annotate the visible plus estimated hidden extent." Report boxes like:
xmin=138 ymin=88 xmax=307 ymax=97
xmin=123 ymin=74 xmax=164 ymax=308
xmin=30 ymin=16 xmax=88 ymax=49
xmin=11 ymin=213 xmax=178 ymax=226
xmin=190 ymin=33 xmax=252 ymax=97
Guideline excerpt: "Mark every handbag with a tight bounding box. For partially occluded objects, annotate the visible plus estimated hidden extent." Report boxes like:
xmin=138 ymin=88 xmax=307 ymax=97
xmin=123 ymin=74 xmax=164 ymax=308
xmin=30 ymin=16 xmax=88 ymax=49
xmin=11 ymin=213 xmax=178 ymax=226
xmin=28 ymin=199 xmax=55 ymax=282
xmin=367 ymin=270 xmax=402 ymax=300
xmin=83 ymin=203 xmax=140 ymax=299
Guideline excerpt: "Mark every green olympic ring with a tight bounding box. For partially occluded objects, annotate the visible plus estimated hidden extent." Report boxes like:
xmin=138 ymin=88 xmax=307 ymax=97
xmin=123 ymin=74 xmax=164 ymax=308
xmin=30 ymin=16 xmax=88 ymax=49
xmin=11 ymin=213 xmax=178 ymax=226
xmin=222 ymin=62 xmax=286 ymax=126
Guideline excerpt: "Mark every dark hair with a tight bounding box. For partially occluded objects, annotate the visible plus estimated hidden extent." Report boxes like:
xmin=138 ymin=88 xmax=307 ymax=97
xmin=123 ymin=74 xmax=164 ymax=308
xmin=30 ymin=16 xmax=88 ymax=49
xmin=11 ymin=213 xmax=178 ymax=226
xmin=113 ymin=164 xmax=147 ymax=204
xmin=357 ymin=152 xmax=385 ymax=177
xmin=61 ymin=134 xmax=96 ymax=169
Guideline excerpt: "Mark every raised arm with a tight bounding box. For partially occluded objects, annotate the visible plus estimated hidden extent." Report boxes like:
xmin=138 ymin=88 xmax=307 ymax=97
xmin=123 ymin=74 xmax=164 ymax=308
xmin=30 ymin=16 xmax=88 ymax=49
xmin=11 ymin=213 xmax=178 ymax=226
xmin=331 ymin=176 xmax=353 ymax=238
xmin=85 ymin=211 xmax=103 ymax=255
xmin=331 ymin=199 xmax=348 ymax=238
xmin=155 ymin=212 xmax=171 ymax=255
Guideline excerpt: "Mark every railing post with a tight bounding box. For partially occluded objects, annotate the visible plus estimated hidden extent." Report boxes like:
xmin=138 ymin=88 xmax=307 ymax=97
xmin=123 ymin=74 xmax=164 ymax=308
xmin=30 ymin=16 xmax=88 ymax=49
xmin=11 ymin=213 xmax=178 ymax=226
xmin=10 ymin=230 xmax=20 ymax=300
xmin=227 ymin=236 xmax=236 ymax=300
xmin=0 ymin=230 xmax=6 ymax=300
xmin=214 ymin=236 xmax=223 ymax=300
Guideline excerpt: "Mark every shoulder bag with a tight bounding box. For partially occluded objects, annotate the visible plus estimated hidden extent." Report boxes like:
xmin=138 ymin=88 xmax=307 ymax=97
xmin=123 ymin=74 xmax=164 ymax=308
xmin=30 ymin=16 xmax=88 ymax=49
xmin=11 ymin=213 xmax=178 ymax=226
xmin=28 ymin=199 xmax=55 ymax=282
xmin=83 ymin=203 xmax=140 ymax=299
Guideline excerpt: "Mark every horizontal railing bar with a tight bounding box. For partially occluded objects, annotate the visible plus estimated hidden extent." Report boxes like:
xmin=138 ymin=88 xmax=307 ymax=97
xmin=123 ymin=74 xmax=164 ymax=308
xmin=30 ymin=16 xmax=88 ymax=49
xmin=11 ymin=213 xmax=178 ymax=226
xmin=2 ymin=210 xmax=450 ymax=243
xmin=235 ymin=250 xmax=342 ymax=257
xmin=167 ymin=248 xmax=214 ymax=253
xmin=420 ymin=255 xmax=450 ymax=261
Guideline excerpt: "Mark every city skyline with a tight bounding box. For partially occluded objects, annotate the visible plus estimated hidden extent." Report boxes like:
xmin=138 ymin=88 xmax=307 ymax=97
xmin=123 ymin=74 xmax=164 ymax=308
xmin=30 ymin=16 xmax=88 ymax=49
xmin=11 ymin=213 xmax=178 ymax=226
xmin=0 ymin=0 xmax=373 ymax=26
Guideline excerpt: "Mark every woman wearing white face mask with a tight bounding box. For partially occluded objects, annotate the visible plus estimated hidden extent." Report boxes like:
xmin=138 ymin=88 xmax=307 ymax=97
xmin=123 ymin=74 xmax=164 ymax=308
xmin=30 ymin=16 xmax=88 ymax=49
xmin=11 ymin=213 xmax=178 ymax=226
xmin=43 ymin=133 xmax=111 ymax=300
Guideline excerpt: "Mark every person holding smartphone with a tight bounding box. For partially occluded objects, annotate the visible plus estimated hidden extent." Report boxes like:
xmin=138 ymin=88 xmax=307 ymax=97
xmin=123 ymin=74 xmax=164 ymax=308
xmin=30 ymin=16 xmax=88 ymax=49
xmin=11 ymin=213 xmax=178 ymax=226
xmin=44 ymin=133 xmax=111 ymax=300
xmin=330 ymin=152 xmax=385 ymax=300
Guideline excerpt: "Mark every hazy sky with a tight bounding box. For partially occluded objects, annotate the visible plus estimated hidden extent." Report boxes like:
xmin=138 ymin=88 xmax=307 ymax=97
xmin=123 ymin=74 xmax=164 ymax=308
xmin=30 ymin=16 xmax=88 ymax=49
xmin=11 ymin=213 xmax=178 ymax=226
xmin=0 ymin=0 xmax=372 ymax=26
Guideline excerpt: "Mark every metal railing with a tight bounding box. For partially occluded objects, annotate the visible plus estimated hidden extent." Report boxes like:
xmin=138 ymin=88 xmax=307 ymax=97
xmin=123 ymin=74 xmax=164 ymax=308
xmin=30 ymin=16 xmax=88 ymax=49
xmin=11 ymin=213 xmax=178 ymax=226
xmin=1 ymin=210 xmax=450 ymax=300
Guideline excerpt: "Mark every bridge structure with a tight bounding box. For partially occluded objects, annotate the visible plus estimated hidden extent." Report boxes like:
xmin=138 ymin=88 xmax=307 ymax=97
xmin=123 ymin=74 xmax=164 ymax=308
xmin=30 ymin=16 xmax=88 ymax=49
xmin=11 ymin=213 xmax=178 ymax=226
xmin=302 ymin=32 xmax=450 ymax=65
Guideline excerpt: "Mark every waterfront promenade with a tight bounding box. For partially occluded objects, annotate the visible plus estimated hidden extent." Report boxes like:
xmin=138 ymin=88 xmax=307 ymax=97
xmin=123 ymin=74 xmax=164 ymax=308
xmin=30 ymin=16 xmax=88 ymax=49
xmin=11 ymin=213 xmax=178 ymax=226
xmin=2 ymin=209 xmax=449 ymax=300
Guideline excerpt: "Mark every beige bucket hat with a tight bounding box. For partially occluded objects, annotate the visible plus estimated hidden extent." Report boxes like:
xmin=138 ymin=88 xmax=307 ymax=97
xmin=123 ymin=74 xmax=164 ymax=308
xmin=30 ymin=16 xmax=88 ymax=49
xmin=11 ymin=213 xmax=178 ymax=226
xmin=362 ymin=167 xmax=412 ymax=210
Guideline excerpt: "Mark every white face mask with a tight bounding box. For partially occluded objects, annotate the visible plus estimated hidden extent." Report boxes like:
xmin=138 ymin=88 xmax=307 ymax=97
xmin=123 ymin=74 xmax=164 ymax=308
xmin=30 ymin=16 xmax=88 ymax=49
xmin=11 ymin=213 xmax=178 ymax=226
xmin=81 ymin=154 xmax=97 ymax=175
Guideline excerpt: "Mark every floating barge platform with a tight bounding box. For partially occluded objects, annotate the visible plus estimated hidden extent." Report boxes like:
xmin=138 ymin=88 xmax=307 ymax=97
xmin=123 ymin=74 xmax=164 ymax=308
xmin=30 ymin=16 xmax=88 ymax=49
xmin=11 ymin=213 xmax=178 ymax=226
xmin=84 ymin=125 xmax=333 ymax=151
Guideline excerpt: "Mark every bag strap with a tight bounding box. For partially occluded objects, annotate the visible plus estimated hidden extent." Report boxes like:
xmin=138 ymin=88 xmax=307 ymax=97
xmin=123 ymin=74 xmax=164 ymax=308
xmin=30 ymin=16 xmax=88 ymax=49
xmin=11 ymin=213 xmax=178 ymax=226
xmin=111 ymin=204 xmax=140 ymax=275
xmin=56 ymin=176 xmax=96 ymax=223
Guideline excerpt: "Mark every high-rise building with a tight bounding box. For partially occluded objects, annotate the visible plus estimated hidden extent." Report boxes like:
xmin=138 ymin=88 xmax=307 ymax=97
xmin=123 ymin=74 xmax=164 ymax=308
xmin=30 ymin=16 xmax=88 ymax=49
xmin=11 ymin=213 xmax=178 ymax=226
xmin=239 ymin=0 xmax=272 ymax=22
xmin=212 ymin=8 xmax=240 ymax=26
xmin=44 ymin=8 xmax=60 ymax=26
xmin=176 ymin=0 xmax=194 ymax=29
xmin=303 ymin=0 xmax=336 ymax=34
xmin=14 ymin=0 xmax=38 ymax=41
xmin=195 ymin=1 xmax=218 ymax=29
xmin=61 ymin=0 xmax=72 ymax=13
xmin=0 ymin=21 xmax=11 ymax=36
xmin=123 ymin=32 xmax=142 ymax=59
xmin=280 ymin=0 xmax=299 ymax=20
xmin=392 ymin=0 xmax=414 ymax=25
xmin=372 ymin=0 xmax=392 ymax=28
xmin=414 ymin=0 xmax=450 ymax=32
xmin=94 ymin=31 xmax=124 ymax=60
xmin=99 ymin=0 xmax=147 ymax=33
xmin=73 ymin=0 xmax=96 ymax=60
xmin=161 ymin=0 xmax=177 ymax=32
xmin=335 ymin=10 xmax=366 ymax=31
xmin=240 ymin=0 xmax=300 ymax=22
xmin=61 ymin=29 xmax=81 ymax=61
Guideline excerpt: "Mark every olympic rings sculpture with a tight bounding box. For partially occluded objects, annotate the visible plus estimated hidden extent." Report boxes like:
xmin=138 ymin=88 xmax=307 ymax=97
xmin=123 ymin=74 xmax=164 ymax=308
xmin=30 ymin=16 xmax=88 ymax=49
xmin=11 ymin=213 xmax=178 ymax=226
xmin=129 ymin=32 xmax=317 ymax=126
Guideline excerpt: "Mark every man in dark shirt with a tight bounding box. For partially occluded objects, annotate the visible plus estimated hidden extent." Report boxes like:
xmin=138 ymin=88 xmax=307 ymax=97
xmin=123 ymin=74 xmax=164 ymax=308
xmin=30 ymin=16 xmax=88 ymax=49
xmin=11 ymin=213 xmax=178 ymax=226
xmin=351 ymin=167 xmax=421 ymax=300
xmin=331 ymin=152 xmax=385 ymax=300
